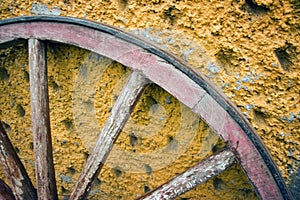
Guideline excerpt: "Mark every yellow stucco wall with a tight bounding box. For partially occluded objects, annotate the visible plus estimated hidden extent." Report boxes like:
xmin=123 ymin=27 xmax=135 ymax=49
xmin=0 ymin=0 xmax=299 ymax=199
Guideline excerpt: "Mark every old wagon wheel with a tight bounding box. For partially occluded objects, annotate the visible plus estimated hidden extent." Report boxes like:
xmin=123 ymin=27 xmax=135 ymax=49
xmin=0 ymin=16 xmax=294 ymax=200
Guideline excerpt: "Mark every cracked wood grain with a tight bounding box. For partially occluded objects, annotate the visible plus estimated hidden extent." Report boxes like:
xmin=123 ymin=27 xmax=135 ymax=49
xmin=69 ymin=71 xmax=149 ymax=199
xmin=29 ymin=38 xmax=58 ymax=200
xmin=138 ymin=149 xmax=236 ymax=200
xmin=0 ymin=122 xmax=37 ymax=200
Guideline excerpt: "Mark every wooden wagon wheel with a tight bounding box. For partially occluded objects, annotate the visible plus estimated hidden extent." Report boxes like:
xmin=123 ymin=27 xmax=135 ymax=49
xmin=0 ymin=16 xmax=294 ymax=200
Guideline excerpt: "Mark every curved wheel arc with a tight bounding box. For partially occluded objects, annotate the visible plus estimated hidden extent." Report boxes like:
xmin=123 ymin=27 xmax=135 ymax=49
xmin=0 ymin=16 xmax=293 ymax=200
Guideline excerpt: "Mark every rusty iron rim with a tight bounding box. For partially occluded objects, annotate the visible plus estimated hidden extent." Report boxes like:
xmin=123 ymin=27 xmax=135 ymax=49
xmin=0 ymin=16 xmax=294 ymax=199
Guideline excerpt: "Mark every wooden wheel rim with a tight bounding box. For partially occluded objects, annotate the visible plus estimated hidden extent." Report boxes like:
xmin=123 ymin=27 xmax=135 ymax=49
xmin=0 ymin=16 xmax=293 ymax=200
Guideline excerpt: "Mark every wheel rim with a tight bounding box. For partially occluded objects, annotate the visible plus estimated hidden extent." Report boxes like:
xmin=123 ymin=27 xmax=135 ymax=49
xmin=0 ymin=16 xmax=293 ymax=200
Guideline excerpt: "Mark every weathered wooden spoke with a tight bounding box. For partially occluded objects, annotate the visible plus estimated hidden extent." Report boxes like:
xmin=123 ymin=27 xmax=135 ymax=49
xmin=0 ymin=16 xmax=294 ymax=200
xmin=70 ymin=71 xmax=149 ymax=199
xmin=28 ymin=38 xmax=58 ymax=199
xmin=0 ymin=122 xmax=37 ymax=199
xmin=139 ymin=149 xmax=236 ymax=200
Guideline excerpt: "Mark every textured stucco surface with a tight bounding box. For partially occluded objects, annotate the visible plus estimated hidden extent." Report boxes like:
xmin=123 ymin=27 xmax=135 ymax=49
xmin=0 ymin=0 xmax=299 ymax=199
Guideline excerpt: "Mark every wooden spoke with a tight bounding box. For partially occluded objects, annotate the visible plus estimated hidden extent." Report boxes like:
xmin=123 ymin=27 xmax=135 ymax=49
xmin=69 ymin=71 xmax=149 ymax=199
xmin=28 ymin=38 xmax=58 ymax=200
xmin=0 ymin=122 xmax=37 ymax=199
xmin=138 ymin=149 xmax=235 ymax=200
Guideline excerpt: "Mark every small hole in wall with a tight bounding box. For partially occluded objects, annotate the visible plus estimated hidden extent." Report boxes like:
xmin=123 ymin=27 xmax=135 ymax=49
xmin=62 ymin=118 xmax=74 ymax=130
xmin=0 ymin=67 xmax=9 ymax=81
xmin=163 ymin=6 xmax=180 ymax=25
xmin=49 ymin=76 xmax=61 ymax=91
xmin=67 ymin=166 xmax=76 ymax=174
xmin=130 ymin=132 xmax=138 ymax=146
xmin=29 ymin=142 xmax=33 ymax=150
xmin=144 ymin=185 xmax=151 ymax=193
xmin=274 ymin=43 xmax=296 ymax=72
xmin=253 ymin=109 xmax=267 ymax=126
xmin=244 ymin=0 xmax=269 ymax=15
xmin=83 ymin=151 xmax=89 ymax=159
xmin=17 ymin=104 xmax=25 ymax=117
xmin=113 ymin=166 xmax=123 ymax=178
xmin=213 ymin=178 xmax=227 ymax=190
xmin=215 ymin=47 xmax=236 ymax=66
xmin=145 ymin=164 xmax=152 ymax=175
xmin=61 ymin=186 xmax=69 ymax=193
xmin=168 ymin=136 xmax=178 ymax=151
xmin=23 ymin=70 xmax=29 ymax=82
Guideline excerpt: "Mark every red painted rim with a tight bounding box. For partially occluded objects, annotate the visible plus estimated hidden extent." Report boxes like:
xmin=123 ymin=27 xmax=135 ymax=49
xmin=0 ymin=16 xmax=293 ymax=200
